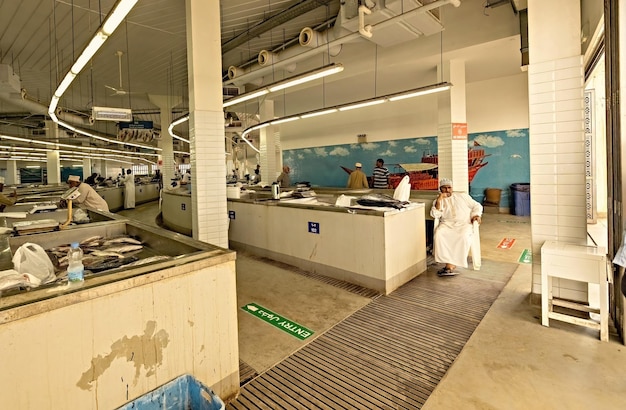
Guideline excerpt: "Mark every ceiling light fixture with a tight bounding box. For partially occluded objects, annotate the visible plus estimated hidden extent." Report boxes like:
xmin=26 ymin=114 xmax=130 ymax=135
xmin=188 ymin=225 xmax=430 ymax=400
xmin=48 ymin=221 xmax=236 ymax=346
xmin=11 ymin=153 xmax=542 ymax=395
xmin=338 ymin=98 xmax=386 ymax=111
xmin=168 ymin=115 xmax=190 ymax=143
xmin=0 ymin=134 xmax=159 ymax=159
xmin=268 ymin=63 xmax=344 ymax=92
xmin=223 ymin=63 xmax=344 ymax=109
xmin=48 ymin=0 xmax=138 ymax=123
xmin=168 ymin=64 xmax=345 ymax=147
xmin=301 ymin=108 xmax=338 ymax=119
xmin=240 ymin=82 xmax=452 ymax=140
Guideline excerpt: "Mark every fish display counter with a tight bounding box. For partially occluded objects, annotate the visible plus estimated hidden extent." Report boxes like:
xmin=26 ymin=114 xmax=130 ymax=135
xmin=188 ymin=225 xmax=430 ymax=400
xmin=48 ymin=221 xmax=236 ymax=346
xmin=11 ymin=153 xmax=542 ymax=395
xmin=161 ymin=187 xmax=192 ymax=235
xmin=4 ymin=182 xmax=160 ymax=213
xmin=228 ymin=195 xmax=426 ymax=295
xmin=0 ymin=212 xmax=239 ymax=409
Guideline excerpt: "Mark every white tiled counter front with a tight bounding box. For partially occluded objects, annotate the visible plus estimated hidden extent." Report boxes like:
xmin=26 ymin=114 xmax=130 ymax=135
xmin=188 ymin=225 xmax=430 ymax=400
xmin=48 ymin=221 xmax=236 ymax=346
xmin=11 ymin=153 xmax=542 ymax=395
xmin=228 ymin=199 xmax=427 ymax=295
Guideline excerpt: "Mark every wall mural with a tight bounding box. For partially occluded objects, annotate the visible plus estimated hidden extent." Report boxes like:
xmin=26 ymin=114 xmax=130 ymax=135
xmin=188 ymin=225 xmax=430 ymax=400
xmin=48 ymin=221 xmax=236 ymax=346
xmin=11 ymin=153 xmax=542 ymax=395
xmin=283 ymin=128 xmax=530 ymax=208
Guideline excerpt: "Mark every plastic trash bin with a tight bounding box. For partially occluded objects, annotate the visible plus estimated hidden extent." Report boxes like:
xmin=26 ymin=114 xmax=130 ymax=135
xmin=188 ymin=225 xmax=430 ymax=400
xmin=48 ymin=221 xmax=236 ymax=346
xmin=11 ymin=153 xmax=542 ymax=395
xmin=117 ymin=374 xmax=225 ymax=410
xmin=510 ymin=183 xmax=530 ymax=216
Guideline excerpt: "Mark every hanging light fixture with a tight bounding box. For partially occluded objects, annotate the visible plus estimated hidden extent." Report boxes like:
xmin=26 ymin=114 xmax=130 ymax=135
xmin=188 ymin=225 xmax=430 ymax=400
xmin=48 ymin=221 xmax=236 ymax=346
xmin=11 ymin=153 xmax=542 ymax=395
xmin=223 ymin=63 xmax=344 ymax=108
xmin=240 ymin=82 xmax=452 ymax=140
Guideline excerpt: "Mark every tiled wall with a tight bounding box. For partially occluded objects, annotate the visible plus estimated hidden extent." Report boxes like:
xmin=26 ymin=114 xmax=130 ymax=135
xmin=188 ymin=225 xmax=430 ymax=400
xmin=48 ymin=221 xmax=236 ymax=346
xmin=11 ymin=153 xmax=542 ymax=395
xmin=529 ymin=55 xmax=587 ymax=299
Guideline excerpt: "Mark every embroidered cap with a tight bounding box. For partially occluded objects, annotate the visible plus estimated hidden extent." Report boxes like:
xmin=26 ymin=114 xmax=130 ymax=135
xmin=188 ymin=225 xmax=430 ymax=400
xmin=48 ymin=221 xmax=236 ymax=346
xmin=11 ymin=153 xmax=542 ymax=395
xmin=355 ymin=162 xmax=362 ymax=168
xmin=68 ymin=175 xmax=81 ymax=182
xmin=439 ymin=178 xmax=453 ymax=188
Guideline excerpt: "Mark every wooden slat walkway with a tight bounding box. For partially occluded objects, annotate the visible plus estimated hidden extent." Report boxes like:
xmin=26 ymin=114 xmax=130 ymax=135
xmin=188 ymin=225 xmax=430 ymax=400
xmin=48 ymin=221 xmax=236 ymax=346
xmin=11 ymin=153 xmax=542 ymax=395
xmin=229 ymin=260 xmax=517 ymax=409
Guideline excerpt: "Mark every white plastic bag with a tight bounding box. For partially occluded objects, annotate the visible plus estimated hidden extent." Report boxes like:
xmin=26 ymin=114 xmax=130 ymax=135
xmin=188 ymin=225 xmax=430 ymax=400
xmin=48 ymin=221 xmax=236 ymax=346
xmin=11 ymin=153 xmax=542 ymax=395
xmin=0 ymin=269 xmax=42 ymax=291
xmin=12 ymin=243 xmax=56 ymax=284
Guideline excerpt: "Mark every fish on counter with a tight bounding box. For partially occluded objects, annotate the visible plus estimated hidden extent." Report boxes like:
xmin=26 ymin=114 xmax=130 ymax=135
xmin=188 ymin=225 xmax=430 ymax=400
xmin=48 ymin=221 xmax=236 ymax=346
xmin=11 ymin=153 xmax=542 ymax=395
xmin=125 ymin=255 xmax=171 ymax=267
xmin=101 ymin=244 xmax=143 ymax=253
xmin=102 ymin=236 xmax=142 ymax=245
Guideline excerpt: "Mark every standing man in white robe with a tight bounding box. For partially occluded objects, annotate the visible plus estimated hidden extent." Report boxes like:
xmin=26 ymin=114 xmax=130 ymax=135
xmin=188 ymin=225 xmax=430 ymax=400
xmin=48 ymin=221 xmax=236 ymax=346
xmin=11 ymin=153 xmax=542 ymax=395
xmin=430 ymin=178 xmax=482 ymax=276
xmin=124 ymin=169 xmax=135 ymax=209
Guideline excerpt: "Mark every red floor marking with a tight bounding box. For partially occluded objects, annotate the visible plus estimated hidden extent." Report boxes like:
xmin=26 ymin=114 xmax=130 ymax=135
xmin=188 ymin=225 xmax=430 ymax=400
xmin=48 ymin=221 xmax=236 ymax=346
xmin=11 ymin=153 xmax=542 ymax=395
xmin=497 ymin=238 xmax=516 ymax=249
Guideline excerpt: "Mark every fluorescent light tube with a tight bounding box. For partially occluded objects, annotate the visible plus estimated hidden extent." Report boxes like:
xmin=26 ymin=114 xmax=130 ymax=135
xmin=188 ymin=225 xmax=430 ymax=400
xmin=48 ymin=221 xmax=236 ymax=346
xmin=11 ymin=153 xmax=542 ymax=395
xmin=270 ymin=117 xmax=300 ymax=125
xmin=71 ymin=33 xmax=107 ymax=74
xmin=338 ymin=98 xmax=386 ymax=111
xmin=268 ymin=64 xmax=344 ymax=92
xmin=301 ymin=109 xmax=338 ymax=119
xmin=223 ymin=89 xmax=269 ymax=108
xmin=389 ymin=84 xmax=451 ymax=101
xmin=102 ymin=0 xmax=139 ymax=35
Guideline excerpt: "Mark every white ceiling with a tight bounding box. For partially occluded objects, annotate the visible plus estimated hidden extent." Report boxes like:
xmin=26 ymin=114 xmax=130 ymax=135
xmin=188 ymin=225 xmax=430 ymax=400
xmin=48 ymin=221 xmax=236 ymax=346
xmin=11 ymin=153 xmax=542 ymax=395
xmin=0 ymin=0 xmax=523 ymax=158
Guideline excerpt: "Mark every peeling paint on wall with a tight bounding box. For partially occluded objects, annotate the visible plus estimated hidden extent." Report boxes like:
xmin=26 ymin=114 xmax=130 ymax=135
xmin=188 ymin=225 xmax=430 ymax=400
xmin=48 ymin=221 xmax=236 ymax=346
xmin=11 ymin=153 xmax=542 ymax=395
xmin=77 ymin=321 xmax=170 ymax=390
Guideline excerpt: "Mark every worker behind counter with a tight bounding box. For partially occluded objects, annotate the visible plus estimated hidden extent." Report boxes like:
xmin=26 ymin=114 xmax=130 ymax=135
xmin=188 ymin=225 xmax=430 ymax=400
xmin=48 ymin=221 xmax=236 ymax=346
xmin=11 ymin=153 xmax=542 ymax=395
xmin=60 ymin=175 xmax=109 ymax=212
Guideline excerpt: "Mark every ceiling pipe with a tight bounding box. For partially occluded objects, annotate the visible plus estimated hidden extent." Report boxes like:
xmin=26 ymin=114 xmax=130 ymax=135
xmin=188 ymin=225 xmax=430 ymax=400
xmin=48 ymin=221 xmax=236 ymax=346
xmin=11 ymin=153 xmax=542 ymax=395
xmin=0 ymin=91 xmax=93 ymax=125
xmin=258 ymin=50 xmax=297 ymax=73
xmin=225 ymin=0 xmax=461 ymax=87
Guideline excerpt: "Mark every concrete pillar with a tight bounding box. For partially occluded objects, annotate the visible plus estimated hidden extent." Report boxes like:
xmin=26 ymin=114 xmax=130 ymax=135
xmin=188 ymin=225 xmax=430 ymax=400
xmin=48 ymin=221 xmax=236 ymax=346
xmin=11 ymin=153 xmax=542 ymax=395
xmin=148 ymin=94 xmax=181 ymax=187
xmin=6 ymin=160 xmax=17 ymax=185
xmin=437 ymin=60 xmax=468 ymax=193
xmin=83 ymin=158 xmax=92 ymax=182
xmin=45 ymin=121 xmax=61 ymax=184
xmin=101 ymin=160 xmax=108 ymax=178
xmin=527 ymin=0 xmax=585 ymax=297
xmin=259 ymin=101 xmax=278 ymax=184
xmin=186 ymin=0 xmax=228 ymax=247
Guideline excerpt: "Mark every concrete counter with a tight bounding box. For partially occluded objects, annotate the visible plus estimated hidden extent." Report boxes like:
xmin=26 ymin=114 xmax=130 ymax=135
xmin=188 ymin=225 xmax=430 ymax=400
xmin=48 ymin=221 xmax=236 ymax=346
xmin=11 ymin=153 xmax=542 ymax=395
xmin=227 ymin=199 xmax=427 ymax=295
xmin=0 ymin=215 xmax=239 ymax=408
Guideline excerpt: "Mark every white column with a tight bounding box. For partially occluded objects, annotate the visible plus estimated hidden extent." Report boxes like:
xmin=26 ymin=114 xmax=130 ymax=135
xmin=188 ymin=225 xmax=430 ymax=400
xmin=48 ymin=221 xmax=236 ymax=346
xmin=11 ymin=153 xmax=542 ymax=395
xmin=528 ymin=0 xmax=586 ymax=297
xmin=149 ymin=94 xmax=181 ymax=187
xmin=259 ymin=100 xmax=278 ymax=184
xmin=437 ymin=60 xmax=468 ymax=193
xmin=82 ymin=158 xmax=92 ymax=181
xmin=6 ymin=160 xmax=18 ymax=185
xmin=101 ymin=160 xmax=108 ymax=178
xmin=186 ymin=0 xmax=228 ymax=247
xmin=45 ymin=121 xmax=61 ymax=184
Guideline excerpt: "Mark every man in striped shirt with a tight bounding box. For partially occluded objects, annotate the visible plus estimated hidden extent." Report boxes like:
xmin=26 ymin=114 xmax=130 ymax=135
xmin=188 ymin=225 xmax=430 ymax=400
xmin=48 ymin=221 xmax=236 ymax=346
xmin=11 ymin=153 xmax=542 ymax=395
xmin=372 ymin=158 xmax=390 ymax=189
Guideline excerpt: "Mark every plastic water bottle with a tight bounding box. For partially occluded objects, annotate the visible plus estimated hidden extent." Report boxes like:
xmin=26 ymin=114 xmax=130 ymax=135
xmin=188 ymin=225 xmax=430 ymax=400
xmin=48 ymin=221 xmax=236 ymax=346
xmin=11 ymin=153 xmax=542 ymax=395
xmin=67 ymin=242 xmax=84 ymax=283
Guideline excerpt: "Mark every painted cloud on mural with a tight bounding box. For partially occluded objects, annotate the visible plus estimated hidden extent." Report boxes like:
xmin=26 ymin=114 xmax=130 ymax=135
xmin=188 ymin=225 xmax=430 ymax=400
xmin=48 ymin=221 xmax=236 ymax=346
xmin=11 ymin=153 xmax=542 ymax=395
xmin=471 ymin=134 xmax=504 ymax=148
xmin=330 ymin=147 xmax=350 ymax=156
xmin=506 ymin=129 xmax=526 ymax=137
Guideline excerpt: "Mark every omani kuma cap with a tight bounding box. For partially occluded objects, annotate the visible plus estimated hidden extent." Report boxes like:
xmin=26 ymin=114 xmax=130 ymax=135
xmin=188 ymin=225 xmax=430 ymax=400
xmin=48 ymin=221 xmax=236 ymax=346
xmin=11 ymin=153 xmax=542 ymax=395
xmin=439 ymin=178 xmax=453 ymax=188
xmin=68 ymin=175 xmax=81 ymax=182
xmin=355 ymin=162 xmax=362 ymax=168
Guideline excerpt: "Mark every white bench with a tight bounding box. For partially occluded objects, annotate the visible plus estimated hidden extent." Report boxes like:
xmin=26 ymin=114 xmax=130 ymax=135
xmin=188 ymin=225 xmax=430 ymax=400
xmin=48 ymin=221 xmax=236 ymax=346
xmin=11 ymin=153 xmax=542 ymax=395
xmin=541 ymin=240 xmax=609 ymax=341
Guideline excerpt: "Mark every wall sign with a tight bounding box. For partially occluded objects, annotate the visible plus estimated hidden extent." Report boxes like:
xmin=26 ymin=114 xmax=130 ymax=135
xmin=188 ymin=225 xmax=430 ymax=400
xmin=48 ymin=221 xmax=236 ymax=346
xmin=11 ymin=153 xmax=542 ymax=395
xmin=452 ymin=123 xmax=468 ymax=140
xmin=308 ymin=222 xmax=320 ymax=234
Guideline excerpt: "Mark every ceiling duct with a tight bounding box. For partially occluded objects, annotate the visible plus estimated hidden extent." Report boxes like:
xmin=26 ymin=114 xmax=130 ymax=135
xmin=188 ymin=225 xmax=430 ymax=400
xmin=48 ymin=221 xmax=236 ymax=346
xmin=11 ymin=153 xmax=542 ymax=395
xmin=221 ymin=0 xmax=335 ymax=54
xmin=225 ymin=0 xmax=460 ymax=87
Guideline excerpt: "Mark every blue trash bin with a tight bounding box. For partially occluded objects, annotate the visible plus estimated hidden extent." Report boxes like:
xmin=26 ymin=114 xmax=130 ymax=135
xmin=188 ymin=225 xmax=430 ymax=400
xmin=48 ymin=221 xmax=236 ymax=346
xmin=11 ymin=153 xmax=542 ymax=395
xmin=117 ymin=374 xmax=225 ymax=410
xmin=510 ymin=183 xmax=530 ymax=216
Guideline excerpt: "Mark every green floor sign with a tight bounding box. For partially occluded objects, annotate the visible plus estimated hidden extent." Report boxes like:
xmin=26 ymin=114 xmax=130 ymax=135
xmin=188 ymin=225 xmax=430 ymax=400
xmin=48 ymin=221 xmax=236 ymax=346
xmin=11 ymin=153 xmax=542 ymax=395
xmin=519 ymin=248 xmax=532 ymax=264
xmin=241 ymin=303 xmax=314 ymax=341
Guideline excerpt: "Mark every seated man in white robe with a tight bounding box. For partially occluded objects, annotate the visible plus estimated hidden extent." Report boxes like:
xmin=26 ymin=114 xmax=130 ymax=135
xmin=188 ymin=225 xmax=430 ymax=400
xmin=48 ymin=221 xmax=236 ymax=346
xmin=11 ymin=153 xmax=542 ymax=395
xmin=430 ymin=178 xmax=482 ymax=276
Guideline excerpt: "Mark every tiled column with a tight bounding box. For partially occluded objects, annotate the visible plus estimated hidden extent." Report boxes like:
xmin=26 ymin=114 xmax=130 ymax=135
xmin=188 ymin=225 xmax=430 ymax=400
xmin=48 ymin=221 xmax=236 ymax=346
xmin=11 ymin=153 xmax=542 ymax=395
xmin=528 ymin=0 xmax=586 ymax=298
xmin=437 ymin=60 xmax=468 ymax=193
xmin=149 ymin=94 xmax=181 ymax=186
xmin=5 ymin=160 xmax=17 ymax=185
xmin=45 ymin=120 xmax=61 ymax=184
xmin=260 ymin=100 xmax=278 ymax=184
xmin=186 ymin=0 xmax=227 ymax=247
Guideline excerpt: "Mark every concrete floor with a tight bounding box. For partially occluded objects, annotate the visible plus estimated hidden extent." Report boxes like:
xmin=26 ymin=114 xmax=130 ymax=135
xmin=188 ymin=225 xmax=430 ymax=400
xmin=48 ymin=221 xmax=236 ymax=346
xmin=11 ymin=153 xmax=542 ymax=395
xmin=121 ymin=202 xmax=626 ymax=409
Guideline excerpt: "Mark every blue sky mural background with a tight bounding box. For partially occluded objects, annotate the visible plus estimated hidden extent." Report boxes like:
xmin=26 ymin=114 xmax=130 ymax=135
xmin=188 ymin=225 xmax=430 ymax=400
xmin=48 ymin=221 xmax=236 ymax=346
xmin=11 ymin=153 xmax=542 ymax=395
xmin=283 ymin=128 xmax=529 ymax=207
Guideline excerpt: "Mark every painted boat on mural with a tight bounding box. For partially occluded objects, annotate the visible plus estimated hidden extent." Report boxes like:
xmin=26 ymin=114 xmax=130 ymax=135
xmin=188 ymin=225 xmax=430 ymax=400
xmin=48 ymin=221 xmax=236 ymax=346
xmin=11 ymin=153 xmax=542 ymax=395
xmin=341 ymin=147 xmax=490 ymax=190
